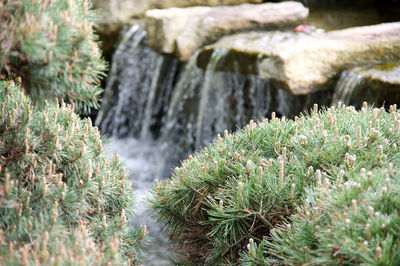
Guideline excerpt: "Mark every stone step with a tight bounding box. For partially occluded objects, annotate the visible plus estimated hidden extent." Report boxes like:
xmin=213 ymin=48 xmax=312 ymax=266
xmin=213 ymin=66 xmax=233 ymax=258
xmin=197 ymin=29 xmax=323 ymax=74
xmin=259 ymin=22 xmax=400 ymax=95
xmin=145 ymin=1 xmax=309 ymax=61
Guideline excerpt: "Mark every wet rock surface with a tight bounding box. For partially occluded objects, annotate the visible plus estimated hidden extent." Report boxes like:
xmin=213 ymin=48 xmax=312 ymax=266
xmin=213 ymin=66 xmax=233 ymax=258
xmin=145 ymin=2 xmax=309 ymax=61
xmin=197 ymin=30 xmax=323 ymax=74
xmin=259 ymin=22 xmax=400 ymax=95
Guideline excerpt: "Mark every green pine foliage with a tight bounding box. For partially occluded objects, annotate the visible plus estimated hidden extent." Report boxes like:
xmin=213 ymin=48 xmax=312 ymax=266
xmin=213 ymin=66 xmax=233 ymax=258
xmin=0 ymin=0 xmax=106 ymax=112
xmin=0 ymin=80 xmax=145 ymax=265
xmin=242 ymin=162 xmax=400 ymax=265
xmin=150 ymin=103 xmax=400 ymax=265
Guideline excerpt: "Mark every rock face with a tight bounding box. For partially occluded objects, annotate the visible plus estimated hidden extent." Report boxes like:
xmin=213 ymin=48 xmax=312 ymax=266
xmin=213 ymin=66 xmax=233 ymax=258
xmin=197 ymin=30 xmax=322 ymax=74
xmin=93 ymin=0 xmax=262 ymax=32
xmin=93 ymin=0 xmax=261 ymax=58
xmin=356 ymin=62 xmax=400 ymax=86
xmin=259 ymin=22 xmax=400 ymax=95
xmin=145 ymin=2 xmax=309 ymax=61
xmin=330 ymin=62 xmax=400 ymax=108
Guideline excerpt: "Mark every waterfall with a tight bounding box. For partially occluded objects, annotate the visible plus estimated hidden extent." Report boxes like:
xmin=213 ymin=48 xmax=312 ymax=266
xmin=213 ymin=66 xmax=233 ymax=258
xmin=97 ymin=24 xmax=331 ymax=264
xmin=95 ymin=26 xmax=181 ymax=139
xmin=97 ymin=24 xmax=331 ymax=176
xmin=331 ymin=70 xmax=363 ymax=106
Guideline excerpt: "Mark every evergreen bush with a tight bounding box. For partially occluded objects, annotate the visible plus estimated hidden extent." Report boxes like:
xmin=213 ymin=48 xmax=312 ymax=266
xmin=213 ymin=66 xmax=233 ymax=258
xmin=0 ymin=0 xmax=106 ymax=112
xmin=150 ymin=103 xmax=400 ymax=265
xmin=0 ymin=80 xmax=145 ymax=264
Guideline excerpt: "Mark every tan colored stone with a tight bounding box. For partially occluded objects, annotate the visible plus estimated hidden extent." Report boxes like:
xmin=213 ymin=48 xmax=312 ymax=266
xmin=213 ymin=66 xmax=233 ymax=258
xmin=93 ymin=0 xmax=262 ymax=32
xmin=259 ymin=22 xmax=400 ymax=95
xmin=145 ymin=2 xmax=309 ymax=61
xmin=355 ymin=62 xmax=400 ymax=86
xmin=197 ymin=30 xmax=322 ymax=73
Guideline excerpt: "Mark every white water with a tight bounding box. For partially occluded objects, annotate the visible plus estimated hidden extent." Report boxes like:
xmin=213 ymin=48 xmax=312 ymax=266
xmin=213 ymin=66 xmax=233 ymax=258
xmin=331 ymin=70 xmax=363 ymax=106
xmin=106 ymin=137 xmax=175 ymax=265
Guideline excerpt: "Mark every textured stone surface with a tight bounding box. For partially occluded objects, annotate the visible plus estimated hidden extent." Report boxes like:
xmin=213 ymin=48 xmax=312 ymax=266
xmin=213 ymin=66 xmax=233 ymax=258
xmin=145 ymin=2 xmax=309 ymax=61
xmin=93 ymin=0 xmax=262 ymax=31
xmin=259 ymin=22 xmax=400 ymax=95
xmin=93 ymin=0 xmax=261 ymax=58
xmin=197 ymin=30 xmax=322 ymax=74
xmin=356 ymin=62 xmax=400 ymax=86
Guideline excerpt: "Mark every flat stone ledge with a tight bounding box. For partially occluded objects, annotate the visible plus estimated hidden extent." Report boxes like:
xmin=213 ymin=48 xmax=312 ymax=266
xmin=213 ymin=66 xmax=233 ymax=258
xmin=197 ymin=30 xmax=322 ymax=74
xmin=259 ymin=22 xmax=400 ymax=95
xmin=145 ymin=2 xmax=309 ymax=61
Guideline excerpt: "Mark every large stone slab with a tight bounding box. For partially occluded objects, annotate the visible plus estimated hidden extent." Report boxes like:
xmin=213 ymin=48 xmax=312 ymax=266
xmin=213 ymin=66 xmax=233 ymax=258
xmin=145 ymin=2 xmax=309 ymax=61
xmin=259 ymin=22 xmax=400 ymax=95
xmin=93 ymin=0 xmax=261 ymax=57
xmin=197 ymin=29 xmax=322 ymax=74
xmin=331 ymin=62 xmax=400 ymax=107
xmin=355 ymin=62 xmax=400 ymax=86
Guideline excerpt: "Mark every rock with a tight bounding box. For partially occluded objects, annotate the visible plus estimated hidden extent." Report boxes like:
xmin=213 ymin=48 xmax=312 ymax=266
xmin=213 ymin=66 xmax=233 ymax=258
xmin=355 ymin=62 xmax=400 ymax=86
xmin=197 ymin=30 xmax=323 ymax=74
xmin=259 ymin=22 xmax=400 ymax=95
xmin=145 ymin=2 xmax=309 ymax=61
xmin=93 ymin=0 xmax=261 ymax=33
xmin=93 ymin=0 xmax=261 ymax=59
xmin=331 ymin=62 xmax=400 ymax=108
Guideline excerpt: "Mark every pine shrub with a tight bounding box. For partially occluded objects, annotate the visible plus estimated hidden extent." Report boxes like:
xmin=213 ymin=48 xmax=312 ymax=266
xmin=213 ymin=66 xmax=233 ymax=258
xmin=0 ymin=80 xmax=145 ymax=265
xmin=150 ymin=103 xmax=400 ymax=265
xmin=0 ymin=0 xmax=106 ymax=112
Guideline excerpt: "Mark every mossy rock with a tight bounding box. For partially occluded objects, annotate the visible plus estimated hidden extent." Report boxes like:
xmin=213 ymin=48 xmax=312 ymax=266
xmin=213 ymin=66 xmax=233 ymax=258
xmin=151 ymin=103 xmax=400 ymax=264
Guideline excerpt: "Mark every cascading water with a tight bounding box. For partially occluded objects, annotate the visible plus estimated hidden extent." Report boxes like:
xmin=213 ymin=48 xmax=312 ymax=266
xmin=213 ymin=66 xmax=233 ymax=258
xmin=331 ymin=70 xmax=363 ymax=106
xmin=95 ymin=25 xmax=181 ymax=139
xmin=97 ymin=24 xmax=331 ymax=264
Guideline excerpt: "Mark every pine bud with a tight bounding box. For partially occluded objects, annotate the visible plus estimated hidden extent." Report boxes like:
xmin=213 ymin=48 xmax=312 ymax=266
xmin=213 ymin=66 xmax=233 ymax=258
xmin=217 ymin=134 xmax=222 ymax=142
xmin=279 ymin=159 xmax=285 ymax=188
xmin=234 ymin=151 xmax=239 ymax=162
xmin=52 ymin=202 xmax=58 ymax=223
xmin=120 ymin=209 xmax=127 ymax=224
xmin=224 ymin=129 xmax=229 ymax=137
xmin=382 ymin=186 xmax=388 ymax=197
xmin=362 ymin=101 xmax=368 ymax=111
xmin=258 ymin=166 xmax=263 ymax=185
xmin=307 ymin=166 xmax=314 ymax=177
xmin=290 ymin=183 xmax=295 ymax=199
xmin=282 ymin=147 xmax=287 ymax=161
xmin=275 ymin=141 xmax=281 ymax=153
xmin=352 ymin=199 xmax=358 ymax=214
xmin=238 ymin=181 xmax=243 ymax=205
xmin=9 ymin=241 xmax=14 ymax=257
xmin=375 ymin=246 xmax=382 ymax=261
xmin=246 ymin=160 xmax=252 ymax=173
xmin=388 ymin=127 xmax=393 ymax=137
xmin=373 ymin=108 xmax=378 ymax=118
xmin=313 ymin=103 xmax=318 ymax=114
xmin=248 ymin=238 xmax=256 ymax=257
xmin=315 ymin=170 xmax=321 ymax=186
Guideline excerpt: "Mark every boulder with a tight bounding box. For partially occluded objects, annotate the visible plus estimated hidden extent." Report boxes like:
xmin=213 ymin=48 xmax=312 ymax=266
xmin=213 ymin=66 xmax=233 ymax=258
xmin=145 ymin=2 xmax=309 ymax=61
xmin=93 ymin=0 xmax=261 ymax=59
xmin=355 ymin=62 xmax=400 ymax=86
xmin=93 ymin=0 xmax=262 ymax=33
xmin=259 ymin=22 xmax=400 ymax=95
xmin=197 ymin=30 xmax=322 ymax=74
xmin=330 ymin=62 xmax=400 ymax=108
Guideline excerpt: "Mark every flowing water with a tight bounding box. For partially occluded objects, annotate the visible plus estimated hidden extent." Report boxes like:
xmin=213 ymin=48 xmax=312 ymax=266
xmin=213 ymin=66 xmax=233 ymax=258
xmin=98 ymin=25 xmax=331 ymax=264
xmin=331 ymin=70 xmax=363 ymax=106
